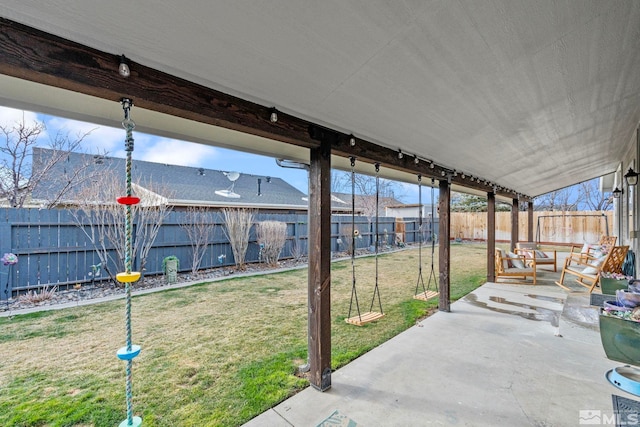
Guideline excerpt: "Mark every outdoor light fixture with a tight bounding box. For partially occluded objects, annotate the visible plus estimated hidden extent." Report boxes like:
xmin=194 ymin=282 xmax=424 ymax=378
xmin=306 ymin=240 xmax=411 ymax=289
xmin=118 ymin=55 xmax=130 ymax=77
xmin=269 ymin=108 xmax=278 ymax=123
xmin=398 ymin=150 xmax=403 ymax=159
xmin=625 ymin=168 xmax=639 ymax=186
xmin=349 ymin=135 xmax=356 ymax=147
xmin=613 ymin=187 xmax=623 ymax=198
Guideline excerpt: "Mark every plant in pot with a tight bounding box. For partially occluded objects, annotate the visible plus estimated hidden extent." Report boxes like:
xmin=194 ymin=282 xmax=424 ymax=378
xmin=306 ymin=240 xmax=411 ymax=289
xmin=600 ymin=272 xmax=634 ymax=295
xmin=600 ymin=287 xmax=640 ymax=365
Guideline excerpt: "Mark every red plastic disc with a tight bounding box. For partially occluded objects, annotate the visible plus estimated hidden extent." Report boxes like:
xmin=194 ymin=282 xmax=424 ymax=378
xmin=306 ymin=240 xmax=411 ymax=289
xmin=117 ymin=196 xmax=140 ymax=205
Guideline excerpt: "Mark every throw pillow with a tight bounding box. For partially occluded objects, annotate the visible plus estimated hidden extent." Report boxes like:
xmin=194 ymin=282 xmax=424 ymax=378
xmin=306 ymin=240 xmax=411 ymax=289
xmin=508 ymin=251 xmax=525 ymax=269
xmin=534 ymin=250 xmax=548 ymax=259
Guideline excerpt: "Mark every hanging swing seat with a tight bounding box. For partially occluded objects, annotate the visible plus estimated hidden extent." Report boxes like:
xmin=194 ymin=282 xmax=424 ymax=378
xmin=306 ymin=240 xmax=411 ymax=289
xmin=345 ymin=311 xmax=385 ymax=326
xmin=413 ymin=290 xmax=439 ymax=301
xmin=345 ymin=159 xmax=385 ymax=327
xmin=413 ymin=175 xmax=439 ymax=302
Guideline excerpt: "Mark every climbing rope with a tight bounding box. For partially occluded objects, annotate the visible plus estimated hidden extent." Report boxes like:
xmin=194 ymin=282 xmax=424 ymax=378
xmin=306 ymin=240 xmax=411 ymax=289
xmin=116 ymin=98 xmax=142 ymax=427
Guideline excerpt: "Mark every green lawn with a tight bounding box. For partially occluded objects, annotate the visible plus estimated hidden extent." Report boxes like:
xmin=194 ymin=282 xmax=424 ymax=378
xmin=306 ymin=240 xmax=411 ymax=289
xmin=0 ymin=243 xmax=486 ymax=426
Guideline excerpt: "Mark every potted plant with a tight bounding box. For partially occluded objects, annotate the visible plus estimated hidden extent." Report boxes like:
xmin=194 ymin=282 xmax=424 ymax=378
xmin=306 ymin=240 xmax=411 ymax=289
xmin=162 ymin=255 xmax=179 ymax=284
xmin=600 ymin=287 xmax=640 ymax=365
xmin=600 ymin=272 xmax=633 ymax=295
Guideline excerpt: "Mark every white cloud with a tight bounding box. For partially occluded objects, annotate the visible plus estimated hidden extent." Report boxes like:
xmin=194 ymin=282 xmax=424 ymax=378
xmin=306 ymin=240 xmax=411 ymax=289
xmin=45 ymin=116 xmax=122 ymax=154
xmin=136 ymin=138 xmax=219 ymax=167
xmin=0 ymin=106 xmax=39 ymax=128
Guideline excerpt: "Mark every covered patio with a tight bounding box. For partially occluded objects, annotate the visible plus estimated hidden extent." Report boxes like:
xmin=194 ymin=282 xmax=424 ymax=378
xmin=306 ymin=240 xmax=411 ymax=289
xmin=1 ymin=1 xmax=640 ymax=423
xmin=245 ymin=274 xmax=618 ymax=426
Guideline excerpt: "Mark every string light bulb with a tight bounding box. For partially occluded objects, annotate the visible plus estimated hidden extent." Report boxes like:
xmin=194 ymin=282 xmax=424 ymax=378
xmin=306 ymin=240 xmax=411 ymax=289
xmin=398 ymin=150 xmax=403 ymax=159
xmin=269 ymin=108 xmax=278 ymax=123
xmin=349 ymin=135 xmax=356 ymax=147
xmin=118 ymin=55 xmax=130 ymax=77
xmin=414 ymin=156 xmax=419 ymax=165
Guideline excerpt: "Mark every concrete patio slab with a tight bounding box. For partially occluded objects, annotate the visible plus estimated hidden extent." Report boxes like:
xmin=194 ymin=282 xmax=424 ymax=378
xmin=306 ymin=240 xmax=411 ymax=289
xmin=245 ymin=280 xmax=638 ymax=426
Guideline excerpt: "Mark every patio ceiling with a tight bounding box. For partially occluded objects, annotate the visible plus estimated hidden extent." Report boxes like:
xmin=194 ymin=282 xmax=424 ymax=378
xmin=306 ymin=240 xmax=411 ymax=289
xmin=1 ymin=1 xmax=640 ymax=198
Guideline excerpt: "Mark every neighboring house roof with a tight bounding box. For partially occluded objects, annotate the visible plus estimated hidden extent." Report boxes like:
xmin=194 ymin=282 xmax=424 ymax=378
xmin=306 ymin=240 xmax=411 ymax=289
xmin=331 ymin=192 xmax=403 ymax=216
xmin=32 ymin=148 xmax=308 ymax=210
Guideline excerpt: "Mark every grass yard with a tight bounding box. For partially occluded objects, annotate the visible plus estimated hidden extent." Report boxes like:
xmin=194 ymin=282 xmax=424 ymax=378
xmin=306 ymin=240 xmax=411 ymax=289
xmin=0 ymin=243 xmax=487 ymax=427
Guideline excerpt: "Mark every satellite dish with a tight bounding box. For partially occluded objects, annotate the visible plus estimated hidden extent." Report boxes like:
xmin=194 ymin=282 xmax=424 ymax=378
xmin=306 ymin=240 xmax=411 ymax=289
xmin=224 ymin=171 xmax=240 ymax=182
xmin=216 ymin=171 xmax=241 ymax=198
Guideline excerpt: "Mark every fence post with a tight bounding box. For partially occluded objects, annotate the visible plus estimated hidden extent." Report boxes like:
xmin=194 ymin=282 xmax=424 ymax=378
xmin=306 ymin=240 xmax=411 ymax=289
xmin=0 ymin=221 xmax=12 ymax=300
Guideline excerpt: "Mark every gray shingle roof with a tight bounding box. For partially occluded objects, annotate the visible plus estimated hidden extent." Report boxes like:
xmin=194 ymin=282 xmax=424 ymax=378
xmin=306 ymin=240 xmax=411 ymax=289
xmin=32 ymin=148 xmax=308 ymax=208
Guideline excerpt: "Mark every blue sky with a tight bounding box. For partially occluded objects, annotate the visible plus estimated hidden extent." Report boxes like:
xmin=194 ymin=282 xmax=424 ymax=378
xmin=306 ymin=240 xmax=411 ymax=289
xmin=0 ymin=105 xmax=427 ymax=204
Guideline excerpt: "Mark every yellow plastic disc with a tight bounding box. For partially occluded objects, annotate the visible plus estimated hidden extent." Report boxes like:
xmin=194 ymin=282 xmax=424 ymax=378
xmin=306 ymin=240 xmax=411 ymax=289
xmin=116 ymin=272 xmax=141 ymax=283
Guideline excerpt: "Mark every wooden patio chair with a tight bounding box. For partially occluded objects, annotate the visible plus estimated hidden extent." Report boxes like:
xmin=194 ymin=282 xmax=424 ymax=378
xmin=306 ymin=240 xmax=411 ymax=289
xmin=555 ymin=245 xmax=628 ymax=293
xmin=495 ymin=248 xmax=536 ymax=285
xmin=566 ymin=235 xmax=617 ymax=264
xmin=515 ymin=241 xmax=557 ymax=272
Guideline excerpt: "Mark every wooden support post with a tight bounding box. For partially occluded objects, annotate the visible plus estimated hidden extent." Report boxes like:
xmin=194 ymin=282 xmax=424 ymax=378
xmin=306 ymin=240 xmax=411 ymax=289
xmin=487 ymin=191 xmax=496 ymax=283
xmin=527 ymin=201 xmax=534 ymax=242
xmin=510 ymin=198 xmax=519 ymax=252
xmin=307 ymin=137 xmax=332 ymax=391
xmin=438 ymin=179 xmax=451 ymax=312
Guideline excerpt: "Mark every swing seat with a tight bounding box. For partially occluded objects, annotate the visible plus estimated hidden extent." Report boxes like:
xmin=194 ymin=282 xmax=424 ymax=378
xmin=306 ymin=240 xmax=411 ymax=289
xmin=345 ymin=311 xmax=385 ymax=326
xmin=413 ymin=290 xmax=439 ymax=301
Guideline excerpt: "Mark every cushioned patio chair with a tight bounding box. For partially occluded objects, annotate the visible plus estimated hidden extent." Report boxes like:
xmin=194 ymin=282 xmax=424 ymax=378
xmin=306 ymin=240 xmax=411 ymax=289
xmin=555 ymin=245 xmax=628 ymax=293
xmin=515 ymin=241 xmax=557 ymax=272
xmin=566 ymin=235 xmax=617 ymax=264
xmin=495 ymin=248 xmax=536 ymax=285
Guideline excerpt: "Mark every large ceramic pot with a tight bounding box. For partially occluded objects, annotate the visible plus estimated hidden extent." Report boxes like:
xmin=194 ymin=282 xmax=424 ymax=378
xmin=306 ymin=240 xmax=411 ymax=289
xmin=601 ymin=278 xmax=630 ymax=295
xmin=600 ymin=314 xmax=640 ymax=365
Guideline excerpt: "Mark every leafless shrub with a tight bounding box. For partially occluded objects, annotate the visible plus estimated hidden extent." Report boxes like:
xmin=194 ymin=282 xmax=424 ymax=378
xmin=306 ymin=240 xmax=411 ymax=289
xmin=290 ymin=238 xmax=306 ymax=262
xmin=222 ymin=208 xmax=255 ymax=270
xmin=70 ymin=169 xmax=173 ymax=281
xmin=180 ymin=207 xmax=216 ymax=274
xmin=256 ymin=221 xmax=287 ymax=267
xmin=19 ymin=285 xmax=58 ymax=304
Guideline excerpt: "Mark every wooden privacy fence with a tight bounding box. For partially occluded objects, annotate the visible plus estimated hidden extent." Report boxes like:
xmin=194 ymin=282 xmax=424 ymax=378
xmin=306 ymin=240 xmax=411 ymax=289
xmin=450 ymin=211 xmax=613 ymax=244
xmin=0 ymin=207 xmax=610 ymax=296
xmin=0 ymin=209 xmax=434 ymax=297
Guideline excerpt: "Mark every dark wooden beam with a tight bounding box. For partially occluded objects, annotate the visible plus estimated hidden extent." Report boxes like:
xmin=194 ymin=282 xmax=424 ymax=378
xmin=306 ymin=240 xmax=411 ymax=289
xmin=307 ymin=137 xmax=332 ymax=391
xmin=487 ymin=191 xmax=496 ymax=282
xmin=0 ymin=18 xmax=318 ymax=150
xmin=510 ymin=198 xmax=519 ymax=252
xmin=527 ymin=201 xmax=534 ymax=242
xmin=0 ymin=18 xmax=533 ymax=202
xmin=438 ymin=179 xmax=451 ymax=312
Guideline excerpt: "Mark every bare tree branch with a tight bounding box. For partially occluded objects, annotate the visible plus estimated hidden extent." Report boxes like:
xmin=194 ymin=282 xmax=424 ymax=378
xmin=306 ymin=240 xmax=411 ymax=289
xmin=180 ymin=207 xmax=216 ymax=274
xmin=0 ymin=117 xmax=95 ymax=207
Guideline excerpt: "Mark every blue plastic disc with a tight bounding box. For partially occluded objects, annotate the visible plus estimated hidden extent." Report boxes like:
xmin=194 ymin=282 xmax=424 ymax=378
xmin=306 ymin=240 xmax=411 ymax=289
xmin=118 ymin=416 xmax=142 ymax=427
xmin=116 ymin=345 xmax=141 ymax=361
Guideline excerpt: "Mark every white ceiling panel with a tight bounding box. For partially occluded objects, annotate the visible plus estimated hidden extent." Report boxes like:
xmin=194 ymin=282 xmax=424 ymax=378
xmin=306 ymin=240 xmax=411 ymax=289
xmin=0 ymin=0 xmax=639 ymax=197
